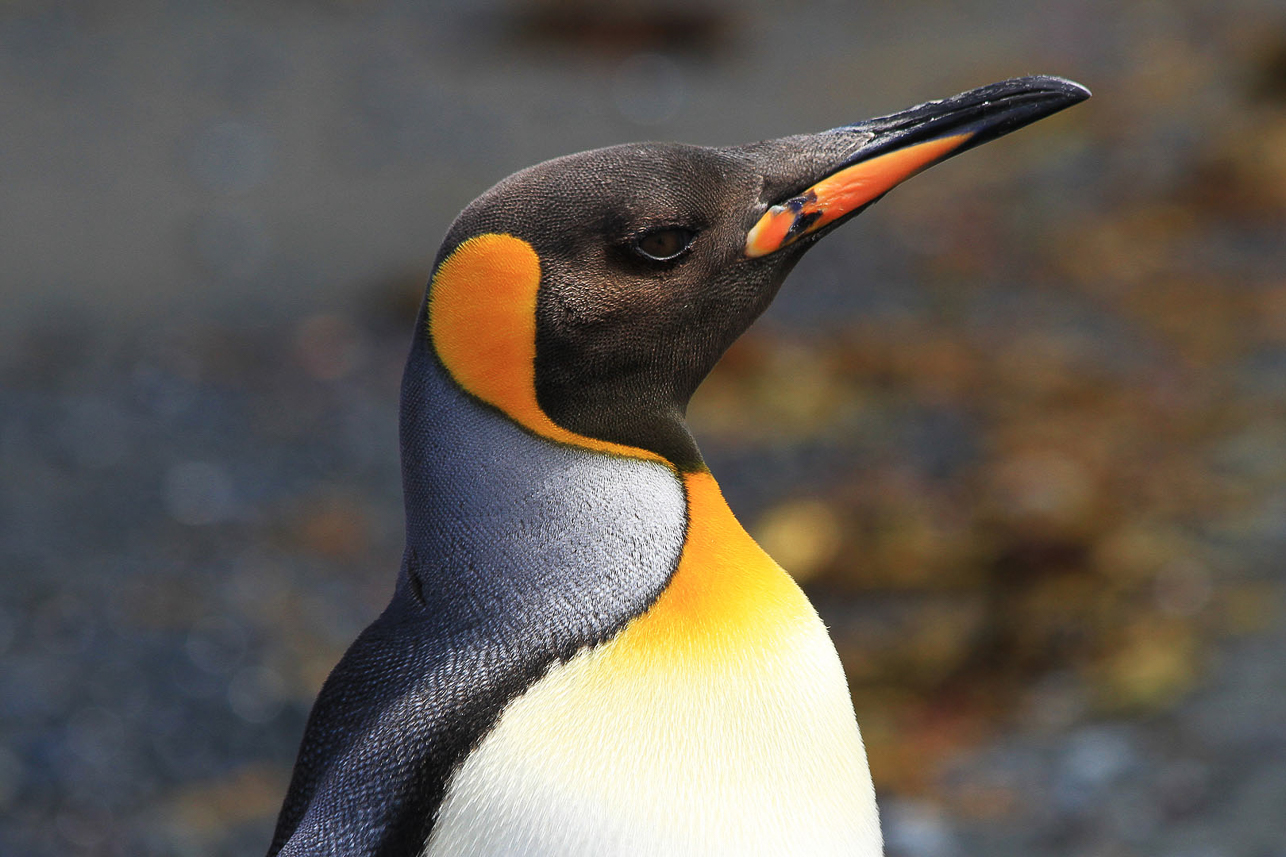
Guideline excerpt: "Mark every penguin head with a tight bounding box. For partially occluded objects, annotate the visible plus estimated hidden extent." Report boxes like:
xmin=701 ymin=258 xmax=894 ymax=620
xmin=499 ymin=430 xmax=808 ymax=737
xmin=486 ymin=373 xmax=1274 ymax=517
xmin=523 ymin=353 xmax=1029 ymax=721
xmin=421 ymin=76 xmax=1089 ymax=471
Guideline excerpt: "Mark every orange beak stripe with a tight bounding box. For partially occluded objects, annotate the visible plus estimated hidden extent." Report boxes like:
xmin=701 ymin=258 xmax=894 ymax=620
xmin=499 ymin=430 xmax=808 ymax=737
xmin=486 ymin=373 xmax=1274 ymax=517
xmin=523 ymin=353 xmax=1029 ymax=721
xmin=745 ymin=132 xmax=974 ymax=257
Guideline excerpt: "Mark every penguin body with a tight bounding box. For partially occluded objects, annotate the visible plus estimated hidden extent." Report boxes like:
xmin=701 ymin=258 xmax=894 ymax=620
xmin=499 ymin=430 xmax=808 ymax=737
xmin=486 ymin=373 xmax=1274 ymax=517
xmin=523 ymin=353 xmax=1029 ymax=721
xmin=424 ymin=460 xmax=875 ymax=857
xmin=268 ymin=77 xmax=1089 ymax=857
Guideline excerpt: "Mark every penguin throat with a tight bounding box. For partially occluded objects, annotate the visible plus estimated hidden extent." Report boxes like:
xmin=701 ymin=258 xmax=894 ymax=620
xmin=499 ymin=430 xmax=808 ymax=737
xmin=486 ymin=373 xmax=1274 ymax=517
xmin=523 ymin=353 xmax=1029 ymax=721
xmin=535 ymin=388 xmax=707 ymax=474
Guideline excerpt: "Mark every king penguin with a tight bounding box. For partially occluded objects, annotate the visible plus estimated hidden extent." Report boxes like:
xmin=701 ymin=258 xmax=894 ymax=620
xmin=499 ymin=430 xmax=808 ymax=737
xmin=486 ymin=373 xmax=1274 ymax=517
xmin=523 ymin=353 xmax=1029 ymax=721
xmin=266 ymin=76 xmax=1089 ymax=857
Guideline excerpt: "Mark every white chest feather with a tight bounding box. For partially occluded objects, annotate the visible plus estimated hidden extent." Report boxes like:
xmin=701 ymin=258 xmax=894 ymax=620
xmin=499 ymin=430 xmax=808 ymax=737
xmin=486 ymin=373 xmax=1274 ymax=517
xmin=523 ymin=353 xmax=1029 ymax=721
xmin=423 ymin=614 xmax=880 ymax=856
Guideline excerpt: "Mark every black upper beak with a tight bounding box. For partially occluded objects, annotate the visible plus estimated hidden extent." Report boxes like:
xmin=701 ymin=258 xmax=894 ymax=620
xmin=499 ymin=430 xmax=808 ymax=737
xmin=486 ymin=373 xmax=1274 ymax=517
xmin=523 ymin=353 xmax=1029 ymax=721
xmin=744 ymin=75 xmax=1091 ymax=257
xmin=836 ymin=75 xmax=1091 ymax=165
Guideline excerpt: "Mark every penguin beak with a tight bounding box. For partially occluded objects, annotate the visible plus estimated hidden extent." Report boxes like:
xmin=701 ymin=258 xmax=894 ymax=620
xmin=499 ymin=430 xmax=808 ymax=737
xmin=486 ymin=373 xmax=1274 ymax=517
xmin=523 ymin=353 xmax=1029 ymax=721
xmin=745 ymin=75 xmax=1091 ymax=258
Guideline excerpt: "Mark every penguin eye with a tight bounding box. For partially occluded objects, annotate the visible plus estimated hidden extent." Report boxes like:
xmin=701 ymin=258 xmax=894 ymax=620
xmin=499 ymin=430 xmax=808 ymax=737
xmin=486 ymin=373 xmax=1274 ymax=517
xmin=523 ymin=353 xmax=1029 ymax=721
xmin=634 ymin=227 xmax=695 ymax=262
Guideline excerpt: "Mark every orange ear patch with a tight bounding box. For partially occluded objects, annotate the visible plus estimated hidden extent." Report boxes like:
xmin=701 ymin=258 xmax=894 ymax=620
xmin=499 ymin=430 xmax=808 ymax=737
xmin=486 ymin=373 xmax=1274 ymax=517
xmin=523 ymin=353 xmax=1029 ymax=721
xmin=427 ymin=233 xmax=668 ymax=464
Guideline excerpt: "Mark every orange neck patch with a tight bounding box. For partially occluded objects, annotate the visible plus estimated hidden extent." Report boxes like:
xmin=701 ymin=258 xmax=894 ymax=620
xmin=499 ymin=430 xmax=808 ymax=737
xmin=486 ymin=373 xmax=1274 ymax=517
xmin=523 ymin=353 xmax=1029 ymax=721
xmin=612 ymin=470 xmax=815 ymax=667
xmin=427 ymin=233 xmax=667 ymax=464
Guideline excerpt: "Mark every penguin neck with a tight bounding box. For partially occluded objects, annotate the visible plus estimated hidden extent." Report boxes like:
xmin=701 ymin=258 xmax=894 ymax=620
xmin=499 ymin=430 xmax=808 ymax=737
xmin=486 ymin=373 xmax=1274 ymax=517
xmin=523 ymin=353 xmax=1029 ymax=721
xmin=401 ymin=330 xmax=817 ymax=651
xmin=398 ymin=333 xmax=690 ymax=571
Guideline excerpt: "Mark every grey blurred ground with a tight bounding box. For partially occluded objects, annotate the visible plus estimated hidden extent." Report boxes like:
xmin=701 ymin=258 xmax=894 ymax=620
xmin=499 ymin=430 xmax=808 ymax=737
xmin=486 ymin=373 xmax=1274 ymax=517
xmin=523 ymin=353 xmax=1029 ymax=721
xmin=3 ymin=1 xmax=1286 ymax=855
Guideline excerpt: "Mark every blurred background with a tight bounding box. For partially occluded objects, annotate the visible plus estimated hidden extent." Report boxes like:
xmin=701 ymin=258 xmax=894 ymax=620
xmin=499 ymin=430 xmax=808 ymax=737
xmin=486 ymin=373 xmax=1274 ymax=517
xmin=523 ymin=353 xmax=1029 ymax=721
xmin=3 ymin=0 xmax=1286 ymax=854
